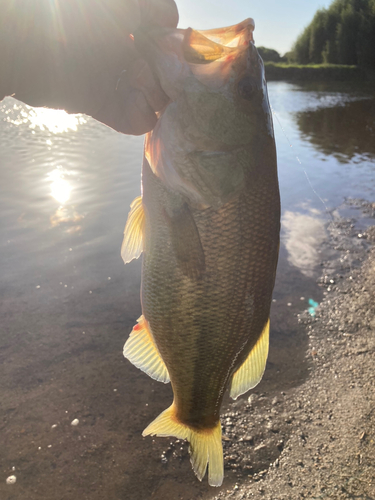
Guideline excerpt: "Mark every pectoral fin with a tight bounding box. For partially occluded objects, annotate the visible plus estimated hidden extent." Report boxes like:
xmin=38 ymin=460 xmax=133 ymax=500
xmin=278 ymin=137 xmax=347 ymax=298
xmin=164 ymin=203 xmax=205 ymax=280
xmin=124 ymin=315 xmax=170 ymax=384
xmin=188 ymin=150 xmax=244 ymax=206
xmin=230 ymin=319 xmax=270 ymax=400
xmin=121 ymin=196 xmax=145 ymax=264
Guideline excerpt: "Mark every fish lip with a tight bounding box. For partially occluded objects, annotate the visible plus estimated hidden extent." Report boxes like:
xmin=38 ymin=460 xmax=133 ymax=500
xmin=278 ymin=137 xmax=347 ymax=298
xmin=244 ymin=17 xmax=255 ymax=31
xmin=134 ymin=18 xmax=256 ymax=61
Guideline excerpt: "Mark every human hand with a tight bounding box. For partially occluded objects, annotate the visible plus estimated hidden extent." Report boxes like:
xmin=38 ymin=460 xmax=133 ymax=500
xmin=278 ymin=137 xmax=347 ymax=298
xmin=0 ymin=0 xmax=178 ymax=134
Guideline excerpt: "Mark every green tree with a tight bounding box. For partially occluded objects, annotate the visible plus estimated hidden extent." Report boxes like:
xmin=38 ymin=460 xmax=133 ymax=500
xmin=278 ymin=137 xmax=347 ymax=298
xmin=257 ymin=47 xmax=282 ymax=62
xmin=291 ymin=0 xmax=375 ymax=69
xmin=308 ymin=10 xmax=328 ymax=63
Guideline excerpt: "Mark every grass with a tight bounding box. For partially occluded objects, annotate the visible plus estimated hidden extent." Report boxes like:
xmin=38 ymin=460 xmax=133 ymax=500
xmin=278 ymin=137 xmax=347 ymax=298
xmin=264 ymin=62 xmax=366 ymax=82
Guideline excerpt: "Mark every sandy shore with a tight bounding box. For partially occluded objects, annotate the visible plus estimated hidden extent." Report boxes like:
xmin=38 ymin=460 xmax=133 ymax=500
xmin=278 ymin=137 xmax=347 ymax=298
xmin=213 ymin=201 xmax=375 ymax=499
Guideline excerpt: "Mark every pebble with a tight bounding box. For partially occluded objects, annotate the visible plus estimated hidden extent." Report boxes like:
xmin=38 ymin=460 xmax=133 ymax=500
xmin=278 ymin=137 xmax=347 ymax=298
xmin=71 ymin=419 xmax=79 ymax=426
xmin=243 ymin=436 xmax=254 ymax=442
xmin=254 ymin=443 xmax=266 ymax=452
xmin=6 ymin=475 xmax=16 ymax=485
xmin=248 ymin=394 xmax=257 ymax=404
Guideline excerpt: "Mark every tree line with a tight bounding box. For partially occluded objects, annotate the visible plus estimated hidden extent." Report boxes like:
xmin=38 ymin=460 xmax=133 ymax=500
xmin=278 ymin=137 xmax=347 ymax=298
xmin=290 ymin=0 xmax=375 ymax=68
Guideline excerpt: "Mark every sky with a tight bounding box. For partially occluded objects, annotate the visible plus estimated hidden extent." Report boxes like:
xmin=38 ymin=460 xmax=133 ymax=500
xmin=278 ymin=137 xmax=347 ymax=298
xmin=176 ymin=0 xmax=333 ymax=55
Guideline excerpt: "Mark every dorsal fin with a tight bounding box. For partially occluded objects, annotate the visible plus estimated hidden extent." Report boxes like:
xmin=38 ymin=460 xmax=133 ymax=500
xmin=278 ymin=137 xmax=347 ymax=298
xmin=124 ymin=316 xmax=170 ymax=384
xmin=230 ymin=319 xmax=270 ymax=400
xmin=121 ymin=196 xmax=145 ymax=264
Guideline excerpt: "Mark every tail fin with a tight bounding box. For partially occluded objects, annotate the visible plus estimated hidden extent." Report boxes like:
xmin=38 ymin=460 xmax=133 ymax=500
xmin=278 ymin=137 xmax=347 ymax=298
xmin=143 ymin=404 xmax=223 ymax=487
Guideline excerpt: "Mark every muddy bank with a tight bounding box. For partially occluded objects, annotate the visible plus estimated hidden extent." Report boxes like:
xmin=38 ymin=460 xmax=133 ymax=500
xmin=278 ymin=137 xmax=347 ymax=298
xmin=212 ymin=201 xmax=375 ymax=500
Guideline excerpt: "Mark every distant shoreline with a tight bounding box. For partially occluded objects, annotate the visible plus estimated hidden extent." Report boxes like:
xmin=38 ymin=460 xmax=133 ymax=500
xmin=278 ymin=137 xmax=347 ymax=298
xmin=264 ymin=62 xmax=375 ymax=82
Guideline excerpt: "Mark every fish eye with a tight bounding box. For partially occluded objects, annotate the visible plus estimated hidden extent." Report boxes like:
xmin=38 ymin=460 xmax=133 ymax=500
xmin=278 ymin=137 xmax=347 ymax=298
xmin=237 ymin=77 xmax=256 ymax=100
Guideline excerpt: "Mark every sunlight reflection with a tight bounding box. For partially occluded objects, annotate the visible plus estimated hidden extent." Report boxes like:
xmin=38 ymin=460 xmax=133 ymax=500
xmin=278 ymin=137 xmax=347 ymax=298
xmin=48 ymin=168 xmax=72 ymax=204
xmin=6 ymin=102 xmax=86 ymax=133
xmin=282 ymin=210 xmax=326 ymax=277
xmin=50 ymin=206 xmax=84 ymax=233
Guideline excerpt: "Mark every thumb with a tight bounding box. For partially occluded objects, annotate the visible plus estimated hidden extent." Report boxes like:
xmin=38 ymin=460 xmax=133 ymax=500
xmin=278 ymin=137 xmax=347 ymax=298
xmin=139 ymin=0 xmax=179 ymax=28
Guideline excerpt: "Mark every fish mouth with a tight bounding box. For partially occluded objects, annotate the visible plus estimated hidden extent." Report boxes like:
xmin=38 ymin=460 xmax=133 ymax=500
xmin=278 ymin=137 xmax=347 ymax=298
xmin=134 ymin=18 xmax=255 ymax=65
xmin=182 ymin=18 xmax=255 ymax=64
xmin=133 ymin=18 xmax=264 ymax=103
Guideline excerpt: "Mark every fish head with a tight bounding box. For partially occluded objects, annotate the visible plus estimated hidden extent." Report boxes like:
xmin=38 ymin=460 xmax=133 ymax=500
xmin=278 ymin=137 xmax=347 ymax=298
xmin=135 ymin=19 xmax=275 ymax=207
xmin=135 ymin=19 xmax=274 ymax=145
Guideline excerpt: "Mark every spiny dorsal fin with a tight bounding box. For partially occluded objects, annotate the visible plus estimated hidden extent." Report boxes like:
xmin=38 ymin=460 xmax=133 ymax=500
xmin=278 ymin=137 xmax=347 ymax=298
xmin=124 ymin=316 xmax=170 ymax=384
xmin=230 ymin=319 xmax=270 ymax=400
xmin=121 ymin=196 xmax=145 ymax=264
xmin=143 ymin=404 xmax=223 ymax=487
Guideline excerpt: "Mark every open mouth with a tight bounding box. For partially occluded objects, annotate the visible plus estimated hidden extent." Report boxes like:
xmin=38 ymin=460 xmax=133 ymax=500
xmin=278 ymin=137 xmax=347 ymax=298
xmin=183 ymin=18 xmax=255 ymax=64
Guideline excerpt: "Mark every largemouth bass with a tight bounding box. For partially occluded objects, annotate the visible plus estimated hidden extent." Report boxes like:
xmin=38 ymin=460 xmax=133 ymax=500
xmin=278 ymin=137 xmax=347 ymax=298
xmin=121 ymin=18 xmax=280 ymax=487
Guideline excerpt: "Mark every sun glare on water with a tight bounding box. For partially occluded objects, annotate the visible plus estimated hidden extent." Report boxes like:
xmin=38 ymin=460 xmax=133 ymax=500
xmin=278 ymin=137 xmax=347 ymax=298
xmin=6 ymin=101 xmax=87 ymax=133
xmin=48 ymin=168 xmax=72 ymax=204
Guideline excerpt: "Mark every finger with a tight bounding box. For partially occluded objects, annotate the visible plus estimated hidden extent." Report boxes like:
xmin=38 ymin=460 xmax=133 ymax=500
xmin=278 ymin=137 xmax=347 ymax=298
xmin=92 ymin=54 xmax=170 ymax=135
xmin=92 ymin=87 xmax=158 ymax=135
xmin=124 ymin=58 xmax=169 ymax=113
xmin=139 ymin=0 xmax=179 ymax=28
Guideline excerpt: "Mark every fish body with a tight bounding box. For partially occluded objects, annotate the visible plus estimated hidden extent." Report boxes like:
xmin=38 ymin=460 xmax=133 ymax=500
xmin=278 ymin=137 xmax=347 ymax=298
xmin=122 ymin=19 xmax=280 ymax=486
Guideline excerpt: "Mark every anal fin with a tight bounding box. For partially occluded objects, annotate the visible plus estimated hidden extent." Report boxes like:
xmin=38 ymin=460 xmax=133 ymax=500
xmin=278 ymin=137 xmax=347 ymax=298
xmin=124 ymin=316 xmax=170 ymax=384
xmin=230 ymin=319 xmax=270 ymax=400
xmin=121 ymin=196 xmax=145 ymax=264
